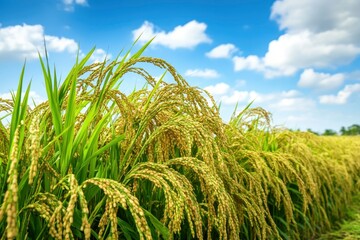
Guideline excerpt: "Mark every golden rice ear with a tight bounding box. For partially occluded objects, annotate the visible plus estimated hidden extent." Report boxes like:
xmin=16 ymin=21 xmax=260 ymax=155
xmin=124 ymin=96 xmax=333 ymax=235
xmin=82 ymin=178 xmax=152 ymax=240
xmin=25 ymin=193 xmax=64 ymax=240
xmin=125 ymin=162 xmax=203 ymax=239
xmin=166 ymin=157 xmax=239 ymax=239
xmin=0 ymin=125 xmax=21 ymax=239
xmin=27 ymin=115 xmax=42 ymax=185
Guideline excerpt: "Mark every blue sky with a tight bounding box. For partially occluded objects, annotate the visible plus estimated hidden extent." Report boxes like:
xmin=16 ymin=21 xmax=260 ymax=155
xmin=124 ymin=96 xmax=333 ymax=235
xmin=0 ymin=0 xmax=359 ymax=132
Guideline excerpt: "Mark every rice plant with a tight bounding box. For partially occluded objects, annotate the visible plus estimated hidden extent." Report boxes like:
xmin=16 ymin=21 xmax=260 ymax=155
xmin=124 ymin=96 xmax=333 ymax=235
xmin=1 ymin=43 xmax=360 ymax=239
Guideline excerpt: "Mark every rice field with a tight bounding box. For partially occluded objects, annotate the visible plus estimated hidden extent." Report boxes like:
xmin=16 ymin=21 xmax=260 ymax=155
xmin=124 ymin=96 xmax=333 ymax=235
xmin=1 ymin=45 xmax=360 ymax=239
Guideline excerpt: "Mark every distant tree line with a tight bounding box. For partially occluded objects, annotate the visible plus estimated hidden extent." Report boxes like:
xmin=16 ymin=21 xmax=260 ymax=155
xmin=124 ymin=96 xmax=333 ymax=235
xmin=306 ymin=124 xmax=360 ymax=136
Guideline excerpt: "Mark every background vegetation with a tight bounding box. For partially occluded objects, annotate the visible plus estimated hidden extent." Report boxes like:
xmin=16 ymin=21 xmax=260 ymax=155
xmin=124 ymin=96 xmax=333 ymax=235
xmin=306 ymin=124 xmax=360 ymax=136
xmin=1 ymin=46 xmax=360 ymax=239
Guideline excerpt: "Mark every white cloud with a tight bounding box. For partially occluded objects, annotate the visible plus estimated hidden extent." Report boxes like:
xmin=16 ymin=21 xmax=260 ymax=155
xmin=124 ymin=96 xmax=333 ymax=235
xmin=262 ymin=31 xmax=360 ymax=75
xmin=204 ymin=82 xmax=230 ymax=95
xmin=319 ymin=83 xmax=360 ymax=104
xmin=0 ymin=24 xmax=78 ymax=60
xmin=45 ymin=35 xmax=78 ymax=53
xmin=233 ymin=0 xmax=360 ymax=78
xmin=270 ymin=97 xmax=315 ymax=111
xmin=185 ymin=68 xmax=220 ymax=78
xmin=232 ymin=55 xmax=287 ymax=78
xmin=233 ymin=55 xmax=264 ymax=72
xmin=63 ymin=0 xmax=88 ymax=11
xmin=270 ymin=0 xmax=360 ymax=35
xmin=208 ymin=86 xmax=301 ymax=106
xmin=221 ymin=90 xmax=252 ymax=104
xmin=220 ymin=90 xmax=300 ymax=105
xmin=298 ymin=69 xmax=345 ymax=90
xmin=132 ymin=20 xmax=211 ymax=49
xmin=89 ymin=49 xmax=112 ymax=63
xmin=206 ymin=44 xmax=238 ymax=59
xmin=202 ymin=82 xmax=315 ymax=127
xmin=218 ymin=89 xmax=310 ymax=112
xmin=281 ymin=90 xmax=300 ymax=98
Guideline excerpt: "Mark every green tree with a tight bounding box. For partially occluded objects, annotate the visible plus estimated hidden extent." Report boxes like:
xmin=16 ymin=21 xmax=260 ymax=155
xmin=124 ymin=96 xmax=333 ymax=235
xmin=339 ymin=124 xmax=360 ymax=135
xmin=348 ymin=124 xmax=360 ymax=135
xmin=323 ymin=129 xmax=337 ymax=136
xmin=340 ymin=126 xmax=347 ymax=135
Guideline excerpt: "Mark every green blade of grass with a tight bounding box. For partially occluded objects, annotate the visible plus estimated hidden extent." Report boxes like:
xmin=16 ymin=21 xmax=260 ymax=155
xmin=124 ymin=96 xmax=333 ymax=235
xmin=39 ymin=54 xmax=62 ymax=138
xmin=9 ymin=63 xmax=26 ymax=142
xmin=61 ymin=66 xmax=78 ymax=175
xmin=130 ymin=38 xmax=154 ymax=60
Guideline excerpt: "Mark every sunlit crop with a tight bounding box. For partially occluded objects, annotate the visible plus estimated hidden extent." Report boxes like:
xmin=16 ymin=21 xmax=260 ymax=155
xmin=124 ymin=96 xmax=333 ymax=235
xmin=1 ymin=44 xmax=360 ymax=239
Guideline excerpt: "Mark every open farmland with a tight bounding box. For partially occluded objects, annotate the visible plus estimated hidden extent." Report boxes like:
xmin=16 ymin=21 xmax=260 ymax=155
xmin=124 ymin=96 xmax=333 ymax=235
xmin=1 ymin=47 xmax=360 ymax=240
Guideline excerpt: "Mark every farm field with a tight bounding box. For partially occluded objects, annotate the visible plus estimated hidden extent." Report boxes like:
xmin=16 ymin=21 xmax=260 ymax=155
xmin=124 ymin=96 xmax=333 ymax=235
xmin=1 ymin=47 xmax=360 ymax=239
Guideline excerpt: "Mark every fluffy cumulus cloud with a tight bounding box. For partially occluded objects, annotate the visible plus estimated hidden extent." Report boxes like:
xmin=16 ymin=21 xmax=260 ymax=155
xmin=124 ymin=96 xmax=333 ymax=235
xmin=204 ymin=81 xmax=307 ymax=110
xmin=233 ymin=0 xmax=360 ymax=78
xmin=319 ymin=83 xmax=360 ymax=104
xmin=204 ymin=82 xmax=230 ymax=95
xmin=206 ymin=44 xmax=238 ymax=59
xmin=233 ymin=55 xmax=265 ymax=72
xmin=89 ymin=49 xmax=112 ymax=63
xmin=63 ymin=0 xmax=88 ymax=11
xmin=132 ymin=20 xmax=211 ymax=49
xmin=270 ymin=97 xmax=315 ymax=111
xmin=298 ymin=69 xmax=345 ymax=90
xmin=220 ymin=89 xmax=302 ymax=106
xmin=0 ymin=24 xmax=78 ymax=60
xmin=184 ymin=68 xmax=220 ymax=78
xmin=220 ymin=90 xmax=257 ymax=104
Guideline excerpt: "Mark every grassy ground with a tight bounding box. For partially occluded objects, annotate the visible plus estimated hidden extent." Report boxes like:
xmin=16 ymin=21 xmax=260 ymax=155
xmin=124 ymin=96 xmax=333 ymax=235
xmin=319 ymin=191 xmax=360 ymax=240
